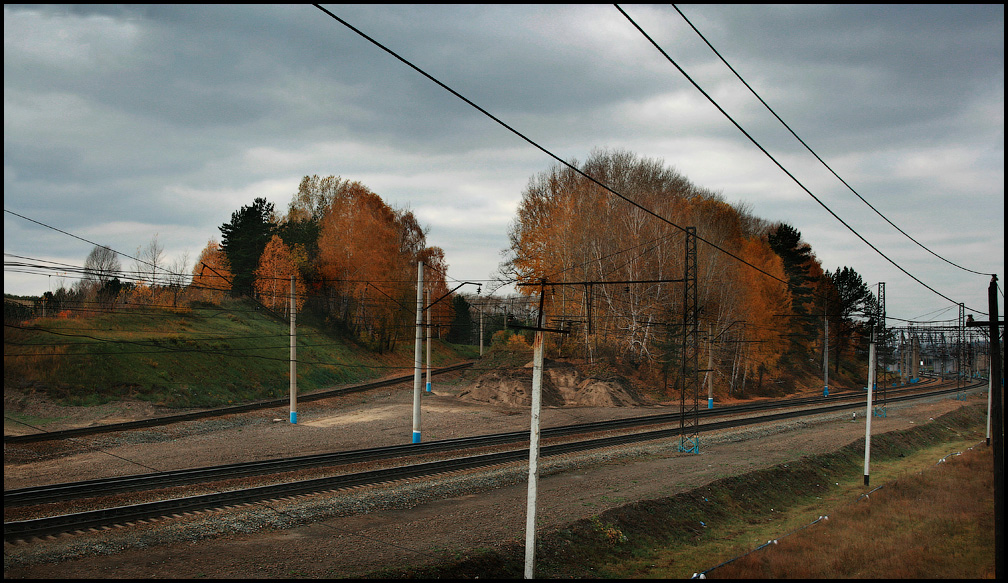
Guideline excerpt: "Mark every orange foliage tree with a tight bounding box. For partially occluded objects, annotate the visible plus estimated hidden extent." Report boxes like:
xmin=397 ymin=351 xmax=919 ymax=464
xmin=190 ymin=239 xmax=233 ymax=304
xmin=504 ymin=148 xmax=810 ymax=397
xmin=254 ymin=234 xmax=304 ymax=315
xmin=317 ymin=181 xmax=402 ymax=341
xmin=419 ymin=246 xmax=453 ymax=339
xmin=286 ymin=175 xmax=446 ymax=351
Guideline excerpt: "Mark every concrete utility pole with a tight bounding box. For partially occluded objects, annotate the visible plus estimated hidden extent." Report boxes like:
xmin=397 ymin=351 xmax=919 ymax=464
xmin=968 ymin=276 xmax=1003 ymax=577
xmin=864 ymin=323 xmax=876 ymax=486
xmin=290 ymin=275 xmax=297 ymax=424
xmin=990 ymin=276 xmax=1003 ymax=580
xmin=479 ymin=304 xmax=484 ymax=356
xmin=513 ymin=279 xmax=569 ymax=580
xmin=823 ymin=305 xmax=829 ymax=397
xmin=412 ymin=261 xmax=424 ymax=443
xmin=524 ymin=325 xmax=544 ymax=580
xmin=988 ymin=360 xmax=993 ymax=447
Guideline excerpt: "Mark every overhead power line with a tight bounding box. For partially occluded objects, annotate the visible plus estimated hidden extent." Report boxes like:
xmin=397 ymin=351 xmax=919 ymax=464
xmin=3 ymin=209 xmax=167 ymax=278
xmin=671 ymin=4 xmax=992 ymax=279
xmin=312 ymin=5 xmax=795 ymax=297
xmin=313 ymin=4 xmax=986 ymax=321
xmin=613 ymin=4 xmax=986 ymax=316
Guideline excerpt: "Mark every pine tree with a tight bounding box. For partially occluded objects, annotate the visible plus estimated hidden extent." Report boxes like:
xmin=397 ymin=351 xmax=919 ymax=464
xmin=219 ymin=197 xmax=275 ymax=297
xmin=768 ymin=223 xmax=819 ymax=362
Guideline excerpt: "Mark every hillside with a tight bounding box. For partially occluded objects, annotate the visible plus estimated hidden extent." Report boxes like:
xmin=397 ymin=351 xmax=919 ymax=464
xmin=3 ymin=296 xmax=475 ymax=410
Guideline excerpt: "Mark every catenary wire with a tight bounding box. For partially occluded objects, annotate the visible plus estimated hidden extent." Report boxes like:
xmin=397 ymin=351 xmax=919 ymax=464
xmin=671 ymin=4 xmax=993 ymax=279
xmin=310 ymin=6 xmax=796 ymax=296
xmin=613 ymin=4 xmax=986 ymax=316
xmin=312 ymin=4 xmax=986 ymax=320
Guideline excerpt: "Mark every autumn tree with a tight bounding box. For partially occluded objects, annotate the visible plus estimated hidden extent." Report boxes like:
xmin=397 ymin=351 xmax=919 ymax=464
xmin=419 ymin=245 xmax=453 ymax=340
xmin=254 ymin=234 xmax=303 ymax=315
xmin=734 ymin=237 xmax=791 ymax=395
xmin=317 ymin=181 xmax=400 ymax=336
xmin=504 ymin=148 xmax=813 ymax=397
xmin=165 ymin=251 xmax=191 ymax=308
xmin=505 ymin=149 xmax=702 ymax=364
xmin=191 ymin=239 xmax=233 ymax=303
xmin=283 ymin=175 xmax=443 ymax=351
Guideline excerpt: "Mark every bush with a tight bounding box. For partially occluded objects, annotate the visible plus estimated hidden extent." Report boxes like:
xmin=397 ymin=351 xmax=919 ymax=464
xmin=507 ymin=333 xmax=530 ymax=350
xmin=491 ymin=329 xmax=515 ymax=347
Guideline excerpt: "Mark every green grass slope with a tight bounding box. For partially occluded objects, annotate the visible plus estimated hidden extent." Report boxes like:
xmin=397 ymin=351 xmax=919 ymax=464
xmin=4 ymin=298 xmax=475 ymax=408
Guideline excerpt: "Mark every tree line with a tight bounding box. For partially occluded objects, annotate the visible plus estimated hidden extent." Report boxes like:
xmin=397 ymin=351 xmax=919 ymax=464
xmin=25 ymin=176 xmax=455 ymax=355
xmin=23 ymin=150 xmax=878 ymax=398
xmin=193 ymin=175 xmax=452 ymax=352
xmin=501 ymin=148 xmax=877 ymax=397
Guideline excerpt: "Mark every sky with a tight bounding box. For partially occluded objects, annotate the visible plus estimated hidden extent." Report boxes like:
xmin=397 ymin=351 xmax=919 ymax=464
xmin=4 ymin=4 xmax=1004 ymax=322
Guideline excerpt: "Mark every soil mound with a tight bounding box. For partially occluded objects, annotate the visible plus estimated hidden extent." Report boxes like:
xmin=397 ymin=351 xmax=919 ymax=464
xmin=458 ymin=359 xmax=644 ymax=407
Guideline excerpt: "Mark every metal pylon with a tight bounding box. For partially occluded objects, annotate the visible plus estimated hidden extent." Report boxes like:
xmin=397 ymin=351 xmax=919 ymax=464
xmin=679 ymin=227 xmax=700 ymax=453
xmin=956 ymin=303 xmax=966 ymax=399
xmin=874 ymin=282 xmax=887 ymax=417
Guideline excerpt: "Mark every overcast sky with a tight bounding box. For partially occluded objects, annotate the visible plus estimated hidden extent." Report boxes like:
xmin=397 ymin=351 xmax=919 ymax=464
xmin=4 ymin=4 xmax=1004 ymax=321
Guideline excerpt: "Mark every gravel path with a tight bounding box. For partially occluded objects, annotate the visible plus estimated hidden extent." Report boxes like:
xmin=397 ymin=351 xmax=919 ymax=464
xmin=3 ymin=375 xmax=987 ymax=578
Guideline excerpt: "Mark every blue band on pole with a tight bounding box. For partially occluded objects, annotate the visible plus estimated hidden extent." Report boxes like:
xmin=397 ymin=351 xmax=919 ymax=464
xmin=290 ymin=411 xmax=297 ymax=424
xmin=708 ymin=397 xmax=713 ymax=409
xmin=824 ymin=385 xmax=829 ymax=397
xmin=413 ymin=430 xmax=421 ymax=443
xmin=426 ymin=381 xmax=431 ymax=393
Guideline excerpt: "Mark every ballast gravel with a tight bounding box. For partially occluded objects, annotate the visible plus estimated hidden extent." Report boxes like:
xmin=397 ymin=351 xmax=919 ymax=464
xmin=3 ymin=375 xmax=984 ymax=579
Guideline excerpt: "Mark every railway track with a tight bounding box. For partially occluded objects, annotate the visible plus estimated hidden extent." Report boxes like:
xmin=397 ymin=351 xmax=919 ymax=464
xmin=2 ymin=361 xmax=475 ymax=445
xmin=4 ymin=376 xmax=984 ymax=543
xmin=2 ymin=377 xmax=939 ymax=507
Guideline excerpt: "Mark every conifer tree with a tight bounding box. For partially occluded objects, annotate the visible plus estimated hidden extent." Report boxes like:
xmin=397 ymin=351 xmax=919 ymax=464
xmin=219 ymin=197 xmax=275 ymax=297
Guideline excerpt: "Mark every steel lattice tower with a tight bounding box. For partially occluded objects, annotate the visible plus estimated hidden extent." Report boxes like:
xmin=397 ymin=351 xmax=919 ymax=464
xmin=957 ymin=303 xmax=966 ymax=398
xmin=874 ymin=282 xmax=887 ymax=417
xmin=679 ymin=227 xmax=700 ymax=453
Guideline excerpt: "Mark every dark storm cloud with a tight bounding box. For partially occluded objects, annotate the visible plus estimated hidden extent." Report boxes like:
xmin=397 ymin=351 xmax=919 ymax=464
xmin=3 ymin=4 xmax=1003 ymax=318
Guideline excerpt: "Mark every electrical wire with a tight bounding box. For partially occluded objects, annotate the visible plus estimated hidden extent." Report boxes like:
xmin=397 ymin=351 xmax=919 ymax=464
xmin=613 ymin=5 xmax=987 ymax=316
xmin=3 ymin=209 xmax=179 ymax=281
xmin=671 ymin=4 xmax=993 ymax=279
xmin=311 ymin=5 xmax=795 ymax=294
xmin=312 ymin=4 xmax=987 ymax=322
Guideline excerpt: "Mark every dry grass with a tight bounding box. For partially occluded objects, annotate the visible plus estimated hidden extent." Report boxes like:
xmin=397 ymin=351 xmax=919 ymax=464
xmin=373 ymin=404 xmax=994 ymax=580
xmin=708 ymin=443 xmax=996 ymax=579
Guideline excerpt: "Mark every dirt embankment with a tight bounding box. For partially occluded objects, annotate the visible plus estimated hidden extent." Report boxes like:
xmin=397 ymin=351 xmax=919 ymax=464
xmin=457 ymin=358 xmax=645 ymax=407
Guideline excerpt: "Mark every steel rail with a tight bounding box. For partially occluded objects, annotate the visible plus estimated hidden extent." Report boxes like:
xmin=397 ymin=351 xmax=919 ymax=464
xmin=4 ymin=377 xmax=940 ymax=507
xmin=2 ymin=362 xmax=475 ymax=445
xmin=4 ymin=379 xmax=983 ymax=542
xmin=2 ymin=376 xmax=945 ymax=507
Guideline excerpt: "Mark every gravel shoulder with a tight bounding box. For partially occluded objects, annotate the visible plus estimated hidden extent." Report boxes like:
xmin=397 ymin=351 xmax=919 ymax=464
xmin=3 ymin=375 xmax=988 ymax=579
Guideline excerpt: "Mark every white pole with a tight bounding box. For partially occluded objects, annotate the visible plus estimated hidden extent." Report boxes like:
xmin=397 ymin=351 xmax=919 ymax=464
xmin=290 ymin=275 xmax=297 ymax=424
xmin=479 ymin=305 xmax=484 ymax=357
xmin=864 ymin=336 xmax=876 ymax=486
xmin=823 ymin=312 xmax=829 ymax=396
xmin=426 ymin=289 xmax=432 ymax=393
xmin=412 ymin=261 xmax=424 ymax=443
xmin=524 ymin=328 xmax=544 ymax=579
